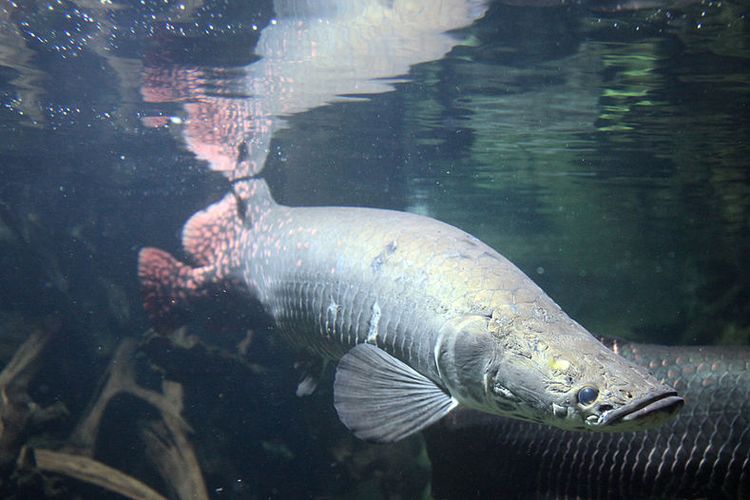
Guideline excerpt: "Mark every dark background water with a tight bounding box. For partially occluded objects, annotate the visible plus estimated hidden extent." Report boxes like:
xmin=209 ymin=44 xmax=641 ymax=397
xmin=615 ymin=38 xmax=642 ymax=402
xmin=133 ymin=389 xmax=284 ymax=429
xmin=0 ymin=1 xmax=748 ymax=498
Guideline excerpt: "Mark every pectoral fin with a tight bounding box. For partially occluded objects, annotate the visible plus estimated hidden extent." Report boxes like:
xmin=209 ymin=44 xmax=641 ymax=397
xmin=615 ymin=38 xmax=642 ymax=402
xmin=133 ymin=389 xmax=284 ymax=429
xmin=333 ymin=343 xmax=458 ymax=443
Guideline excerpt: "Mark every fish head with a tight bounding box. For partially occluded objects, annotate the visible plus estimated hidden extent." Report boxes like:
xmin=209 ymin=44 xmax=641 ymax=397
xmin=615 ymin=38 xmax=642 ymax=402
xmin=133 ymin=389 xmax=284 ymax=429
xmin=491 ymin=333 xmax=683 ymax=432
xmin=562 ymin=341 xmax=684 ymax=431
xmin=445 ymin=311 xmax=683 ymax=431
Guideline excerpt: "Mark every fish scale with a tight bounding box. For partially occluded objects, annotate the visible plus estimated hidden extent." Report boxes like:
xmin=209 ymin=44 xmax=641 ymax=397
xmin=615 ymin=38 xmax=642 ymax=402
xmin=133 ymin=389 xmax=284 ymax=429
xmin=248 ymin=204 xmax=461 ymax=378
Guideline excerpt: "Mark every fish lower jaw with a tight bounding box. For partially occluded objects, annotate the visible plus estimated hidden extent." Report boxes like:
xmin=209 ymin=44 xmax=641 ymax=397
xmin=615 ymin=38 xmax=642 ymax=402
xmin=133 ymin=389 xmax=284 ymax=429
xmin=586 ymin=391 xmax=684 ymax=431
xmin=585 ymin=414 xmax=600 ymax=425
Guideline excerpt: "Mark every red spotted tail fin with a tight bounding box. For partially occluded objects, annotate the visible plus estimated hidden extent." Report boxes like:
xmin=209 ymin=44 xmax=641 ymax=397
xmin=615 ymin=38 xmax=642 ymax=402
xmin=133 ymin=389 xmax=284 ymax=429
xmin=138 ymin=189 xmax=248 ymax=327
xmin=138 ymin=247 xmax=212 ymax=326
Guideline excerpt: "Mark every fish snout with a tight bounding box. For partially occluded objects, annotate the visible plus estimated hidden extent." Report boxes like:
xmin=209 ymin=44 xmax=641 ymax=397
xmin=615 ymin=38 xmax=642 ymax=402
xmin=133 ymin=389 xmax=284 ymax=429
xmin=599 ymin=390 xmax=684 ymax=429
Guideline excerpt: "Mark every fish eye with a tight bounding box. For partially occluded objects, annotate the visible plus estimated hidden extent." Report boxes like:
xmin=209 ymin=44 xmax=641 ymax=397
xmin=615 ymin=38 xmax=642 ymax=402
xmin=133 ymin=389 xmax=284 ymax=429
xmin=577 ymin=386 xmax=599 ymax=406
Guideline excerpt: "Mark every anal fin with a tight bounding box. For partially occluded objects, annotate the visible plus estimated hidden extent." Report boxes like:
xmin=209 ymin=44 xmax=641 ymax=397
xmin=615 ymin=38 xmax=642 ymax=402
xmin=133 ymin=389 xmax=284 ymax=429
xmin=333 ymin=343 xmax=458 ymax=443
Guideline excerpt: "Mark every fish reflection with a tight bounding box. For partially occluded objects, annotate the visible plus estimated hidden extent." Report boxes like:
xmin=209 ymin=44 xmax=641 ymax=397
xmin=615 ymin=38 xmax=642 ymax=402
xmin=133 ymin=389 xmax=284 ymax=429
xmin=141 ymin=0 xmax=488 ymax=178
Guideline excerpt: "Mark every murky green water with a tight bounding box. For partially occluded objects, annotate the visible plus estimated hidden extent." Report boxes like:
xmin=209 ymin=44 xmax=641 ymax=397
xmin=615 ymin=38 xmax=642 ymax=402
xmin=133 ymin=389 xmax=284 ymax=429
xmin=0 ymin=1 xmax=748 ymax=498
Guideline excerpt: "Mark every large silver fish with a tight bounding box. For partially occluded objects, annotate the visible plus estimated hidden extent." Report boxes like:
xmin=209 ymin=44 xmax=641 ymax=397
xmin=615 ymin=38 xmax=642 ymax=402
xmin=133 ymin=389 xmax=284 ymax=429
xmin=138 ymin=179 xmax=683 ymax=442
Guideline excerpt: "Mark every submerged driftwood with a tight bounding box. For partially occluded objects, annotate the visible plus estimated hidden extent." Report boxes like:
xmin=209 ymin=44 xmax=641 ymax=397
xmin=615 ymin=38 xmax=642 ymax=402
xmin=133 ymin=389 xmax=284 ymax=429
xmin=0 ymin=320 xmax=58 ymax=466
xmin=0 ymin=323 xmax=210 ymax=500
xmin=65 ymin=338 xmax=192 ymax=456
xmin=20 ymin=447 xmax=166 ymax=500
xmin=49 ymin=336 xmax=207 ymax=500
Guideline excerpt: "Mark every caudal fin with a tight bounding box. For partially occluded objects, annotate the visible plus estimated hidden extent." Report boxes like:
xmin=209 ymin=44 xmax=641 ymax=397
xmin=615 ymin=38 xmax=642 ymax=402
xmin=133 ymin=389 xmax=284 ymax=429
xmin=138 ymin=190 xmax=247 ymax=326
xmin=138 ymin=247 xmax=213 ymax=326
xmin=138 ymin=179 xmax=276 ymax=327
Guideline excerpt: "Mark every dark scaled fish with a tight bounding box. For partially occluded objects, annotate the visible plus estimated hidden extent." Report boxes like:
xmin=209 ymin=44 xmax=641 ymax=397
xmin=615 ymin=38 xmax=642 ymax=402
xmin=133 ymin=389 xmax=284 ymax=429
xmin=426 ymin=339 xmax=750 ymax=499
xmin=138 ymin=179 xmax=682 ymax=442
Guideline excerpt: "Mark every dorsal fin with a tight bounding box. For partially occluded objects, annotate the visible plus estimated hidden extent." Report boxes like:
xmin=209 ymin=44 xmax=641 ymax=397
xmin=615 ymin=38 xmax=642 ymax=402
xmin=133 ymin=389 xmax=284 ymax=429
xmin=230 ymin=178 xmax=277 ymax=224
xmin=181 ymin=192 xmax=243 ymax=267
xmin=181 ymin=178 xmax=276 ymax=268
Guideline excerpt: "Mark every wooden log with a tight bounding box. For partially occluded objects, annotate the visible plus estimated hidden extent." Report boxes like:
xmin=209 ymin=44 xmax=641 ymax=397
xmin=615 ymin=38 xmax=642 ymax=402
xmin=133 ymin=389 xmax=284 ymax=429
xmin=27 ymin=447 xmax=166 ymax=500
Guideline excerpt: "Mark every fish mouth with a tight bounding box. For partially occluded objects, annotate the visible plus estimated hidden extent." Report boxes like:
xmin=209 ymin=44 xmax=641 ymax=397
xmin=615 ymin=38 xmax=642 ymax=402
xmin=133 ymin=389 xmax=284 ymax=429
xmin=600 ymin=391 xmax=684 ymax=427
